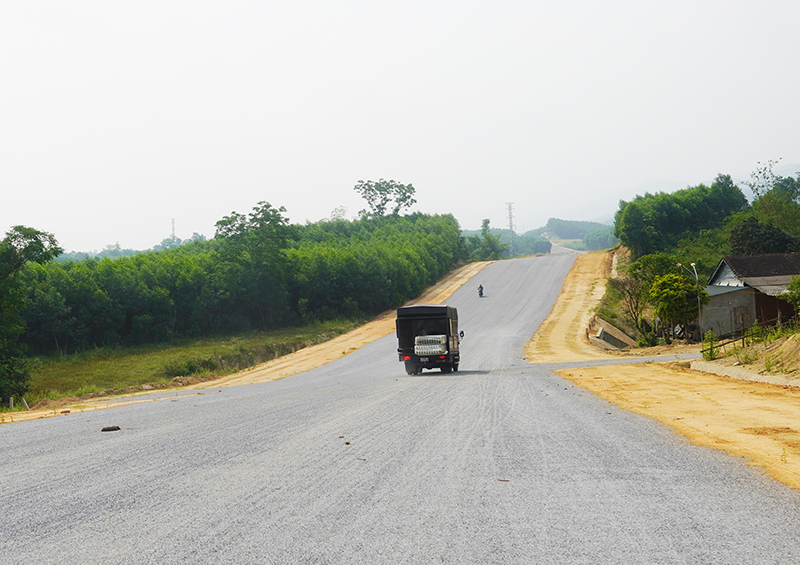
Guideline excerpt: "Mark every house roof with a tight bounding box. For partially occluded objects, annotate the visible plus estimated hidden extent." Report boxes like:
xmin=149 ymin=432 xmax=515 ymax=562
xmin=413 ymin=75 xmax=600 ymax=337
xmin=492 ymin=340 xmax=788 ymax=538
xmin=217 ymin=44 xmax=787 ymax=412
xmin=722 ymin=252 xmax=800 ymax=277
xmin=708 ymin=252 xmax=800 ymax=297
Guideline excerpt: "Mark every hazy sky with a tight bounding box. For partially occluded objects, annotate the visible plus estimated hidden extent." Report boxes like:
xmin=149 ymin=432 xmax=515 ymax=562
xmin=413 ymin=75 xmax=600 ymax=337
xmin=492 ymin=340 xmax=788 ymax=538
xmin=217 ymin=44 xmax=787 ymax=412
xmin=3 ymin=1 xmax=799 ymax=252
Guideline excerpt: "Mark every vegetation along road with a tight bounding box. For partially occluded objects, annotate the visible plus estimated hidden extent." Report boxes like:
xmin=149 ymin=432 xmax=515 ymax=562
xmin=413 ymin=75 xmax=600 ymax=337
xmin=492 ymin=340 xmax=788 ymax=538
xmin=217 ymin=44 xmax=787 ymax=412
xmin=4 ymin=251 xmax=800 ymax=563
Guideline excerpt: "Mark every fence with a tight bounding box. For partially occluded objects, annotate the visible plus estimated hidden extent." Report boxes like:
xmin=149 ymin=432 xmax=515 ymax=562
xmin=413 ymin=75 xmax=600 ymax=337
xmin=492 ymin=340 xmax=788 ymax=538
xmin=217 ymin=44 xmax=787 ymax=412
xmin=701 ymin=316 xmax=796 ymax=357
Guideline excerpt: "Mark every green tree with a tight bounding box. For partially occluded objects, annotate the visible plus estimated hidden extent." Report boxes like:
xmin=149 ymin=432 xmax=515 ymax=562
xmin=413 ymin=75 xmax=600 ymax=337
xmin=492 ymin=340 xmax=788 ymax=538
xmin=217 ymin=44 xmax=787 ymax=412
xmin=607 ymin=275 xmax=647 ymax=330
xmin=0 ymin=226 xmax=62 ymax=401
xmin=784 ymin=275 xmax=800 ymax=314
xmin=354 ymin=179 xmax=416 ymax=217
xmin=744 ymin=158 xmax=782 ymax=199
xmin=531 ymin=239 xmax=552 ymax=254
xmin=215 ymin=202 xmax=298 ymax=329
xmin=729 ymin=216 xmax=800 ymax=255
xmin=627 ymin=253 xmax=681 ymax=291
xmin=545 ymin=218 xmax=609 ymax=240
xmin=649 ymin=273 xmax=707 ymax=339
xmin=614 ymin=175 xmax=748 ymax=258
xmin=749 ymin=181 xmax=800 ymax=238
xmin=468 ymin=219 xmax=508 ymax=260
xmin=584 ymin=226 xmax=619 ymax=250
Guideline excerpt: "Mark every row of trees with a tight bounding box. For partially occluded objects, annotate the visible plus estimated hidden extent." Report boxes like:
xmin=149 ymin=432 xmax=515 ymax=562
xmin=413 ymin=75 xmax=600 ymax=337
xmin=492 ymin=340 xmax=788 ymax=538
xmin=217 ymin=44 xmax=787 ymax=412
xmin=18 ymin=208 xmax=464 ymax=355
xmin=0 ymin=177 xmax=466 ymax=400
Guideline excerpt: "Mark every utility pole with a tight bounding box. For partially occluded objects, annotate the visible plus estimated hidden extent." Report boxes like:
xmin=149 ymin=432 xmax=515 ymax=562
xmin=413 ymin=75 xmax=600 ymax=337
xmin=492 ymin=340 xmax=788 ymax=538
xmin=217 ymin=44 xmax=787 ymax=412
xmin=678 ymin=262 xmax=702 ymax=336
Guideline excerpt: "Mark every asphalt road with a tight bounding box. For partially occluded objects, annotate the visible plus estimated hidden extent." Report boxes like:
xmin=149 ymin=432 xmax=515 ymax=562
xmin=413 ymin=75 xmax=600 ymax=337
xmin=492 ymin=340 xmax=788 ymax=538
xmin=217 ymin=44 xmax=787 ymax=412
xmin=4 ymin=254 xmax=800 ymax=564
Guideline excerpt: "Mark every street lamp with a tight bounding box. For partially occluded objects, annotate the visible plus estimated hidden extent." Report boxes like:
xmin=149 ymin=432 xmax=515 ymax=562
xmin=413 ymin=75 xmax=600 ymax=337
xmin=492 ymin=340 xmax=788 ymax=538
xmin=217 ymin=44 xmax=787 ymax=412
xmin=677 ymin=262 xmax=702 ymax=335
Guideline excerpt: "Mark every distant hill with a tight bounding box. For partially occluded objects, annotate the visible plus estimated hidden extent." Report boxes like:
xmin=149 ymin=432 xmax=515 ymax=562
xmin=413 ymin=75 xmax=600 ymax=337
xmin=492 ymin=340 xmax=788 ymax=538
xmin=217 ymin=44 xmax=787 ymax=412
xmin=463 ymin=217 xmax=618 ymax=254
xmin=525 ymin=218 xmax=610 ymax=240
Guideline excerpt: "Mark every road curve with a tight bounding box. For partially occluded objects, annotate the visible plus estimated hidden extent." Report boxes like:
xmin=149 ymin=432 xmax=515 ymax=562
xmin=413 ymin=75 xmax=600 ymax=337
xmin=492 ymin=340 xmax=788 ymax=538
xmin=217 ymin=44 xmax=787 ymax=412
xmin=3 ymin=254 xmax=800 ymax=564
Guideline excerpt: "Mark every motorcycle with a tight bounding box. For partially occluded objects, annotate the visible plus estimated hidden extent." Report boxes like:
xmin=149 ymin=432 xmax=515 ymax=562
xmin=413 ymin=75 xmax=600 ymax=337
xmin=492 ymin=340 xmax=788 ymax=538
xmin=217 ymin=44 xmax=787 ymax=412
xmin=478 ymin=285 xmax=484 ymax=298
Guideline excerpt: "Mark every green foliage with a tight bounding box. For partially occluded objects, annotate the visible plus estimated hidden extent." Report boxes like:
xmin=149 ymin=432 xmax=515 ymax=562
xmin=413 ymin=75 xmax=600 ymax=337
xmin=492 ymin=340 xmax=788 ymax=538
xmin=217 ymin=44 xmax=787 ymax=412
xmin=784 ymin=275 xmax=800 ymax=314
xmin=746 ymin=182 xmax=800 ymax=238
xmin=543 ymin=218 xmax=609 ymax=240
xmin=702 ymin=330 xmax=719 ymax=360
xmin=607 ymin=275 xmax=646 ymax=330
xmin=723 ymin=165 xmax=800 ymax=255
xmin=465 ymin=219 xmax=509 ymax=260
xmin=743 ymin=158 xmax=785 ymax=199
xmin=628 ymin=253 xmax=681 ymax=290
xmin=17 ymin=211 xmax=462 ymax=355
xmin=0 ymin=226 xmax=63 ymax=277
xmin=461 ymin=228 xmax=550 ymax=257
xmin=24 ymin=320 xmax=362 ymax=403
xmin=670 ymin=230 xmax=728 ymax=281
xmin=0 ymin=226 xmax=63 ymax=400
xmin=614 ymin=174 xmax=748 ymax=258
xmin=729 ymin=216 xmax=800 ymax=255
xmin=215 ymin=201 xmax=298 ymax=330
xmin=353 ymin=178 xmax=417 ymax=217
xmin=289 ymin=213 xmax=462 ymax=319
xmin=510 ymin=232 xmax=553 ymax=257
xmin=649 ymin=273 xmax=708 ymax=330
xmin=583 ymin=226 xmax=619 ymax=250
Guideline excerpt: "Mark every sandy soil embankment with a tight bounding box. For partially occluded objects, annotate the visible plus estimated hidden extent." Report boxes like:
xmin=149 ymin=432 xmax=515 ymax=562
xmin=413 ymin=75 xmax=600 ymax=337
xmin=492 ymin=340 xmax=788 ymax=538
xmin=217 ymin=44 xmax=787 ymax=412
xmin=524 ymin=252 xmax=800 ymax=491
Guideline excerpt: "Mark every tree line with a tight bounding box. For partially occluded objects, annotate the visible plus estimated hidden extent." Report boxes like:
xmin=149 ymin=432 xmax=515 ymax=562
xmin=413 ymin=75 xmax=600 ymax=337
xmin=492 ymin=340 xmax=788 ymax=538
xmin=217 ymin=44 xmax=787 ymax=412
xmin=18 ymin=208 xmax=464 ymax=355
xmin=0 ymin=201 xmax=465 ymax=400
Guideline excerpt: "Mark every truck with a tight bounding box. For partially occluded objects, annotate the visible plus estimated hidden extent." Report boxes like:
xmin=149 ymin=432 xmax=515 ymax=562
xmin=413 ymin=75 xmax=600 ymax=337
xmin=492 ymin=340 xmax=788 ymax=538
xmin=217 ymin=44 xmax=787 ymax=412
xmin=396 ymin=304 xmax=463 ymax=375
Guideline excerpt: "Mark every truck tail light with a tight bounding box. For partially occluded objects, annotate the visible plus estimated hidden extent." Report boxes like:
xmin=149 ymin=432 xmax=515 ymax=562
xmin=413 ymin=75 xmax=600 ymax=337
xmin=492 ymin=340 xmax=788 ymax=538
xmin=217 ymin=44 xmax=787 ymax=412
xmin=439 ymin=355 xmax=446 ymax=359
xmin=403 ymin=355 xmax=410 ymax=361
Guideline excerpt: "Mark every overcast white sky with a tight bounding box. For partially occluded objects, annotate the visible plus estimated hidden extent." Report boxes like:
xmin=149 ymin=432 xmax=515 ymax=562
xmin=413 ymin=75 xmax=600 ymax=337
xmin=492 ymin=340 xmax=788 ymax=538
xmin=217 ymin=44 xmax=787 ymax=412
xmin=3 ymin=1 xmax=799 ymax=252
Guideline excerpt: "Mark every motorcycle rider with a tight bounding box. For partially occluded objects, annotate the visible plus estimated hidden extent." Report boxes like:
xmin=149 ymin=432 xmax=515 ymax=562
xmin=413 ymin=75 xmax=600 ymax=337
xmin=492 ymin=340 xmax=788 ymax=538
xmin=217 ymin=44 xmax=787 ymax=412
xmin=478 ymin=284 xmax=484 ymax=298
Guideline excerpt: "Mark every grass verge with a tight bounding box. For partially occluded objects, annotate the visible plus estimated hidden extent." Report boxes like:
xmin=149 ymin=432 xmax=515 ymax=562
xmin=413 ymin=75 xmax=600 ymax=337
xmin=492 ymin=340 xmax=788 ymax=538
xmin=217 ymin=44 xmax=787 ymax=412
xmin=15 ymin=318 xmax=365 ymax=409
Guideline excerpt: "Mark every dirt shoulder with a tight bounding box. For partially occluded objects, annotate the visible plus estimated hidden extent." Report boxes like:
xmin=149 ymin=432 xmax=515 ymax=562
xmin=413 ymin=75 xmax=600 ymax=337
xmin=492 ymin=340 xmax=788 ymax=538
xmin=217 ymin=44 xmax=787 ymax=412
xmin=524 ymin=251 xmax=800 ymax=491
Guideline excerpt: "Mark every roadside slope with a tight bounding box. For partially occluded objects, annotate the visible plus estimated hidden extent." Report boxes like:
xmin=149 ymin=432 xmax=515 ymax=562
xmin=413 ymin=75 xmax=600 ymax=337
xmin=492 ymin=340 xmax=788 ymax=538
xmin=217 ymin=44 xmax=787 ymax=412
xmin=524 ymin=252 xmax=615 ymax=362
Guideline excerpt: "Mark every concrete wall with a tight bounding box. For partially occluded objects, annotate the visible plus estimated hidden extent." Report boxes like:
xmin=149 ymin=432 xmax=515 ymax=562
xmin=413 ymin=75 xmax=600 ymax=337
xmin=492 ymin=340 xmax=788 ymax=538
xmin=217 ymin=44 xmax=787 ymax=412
xmin=703 ymin=288 xmax=755 ymax=338
xmin=588 ymin=316 xmax=637 ymax=349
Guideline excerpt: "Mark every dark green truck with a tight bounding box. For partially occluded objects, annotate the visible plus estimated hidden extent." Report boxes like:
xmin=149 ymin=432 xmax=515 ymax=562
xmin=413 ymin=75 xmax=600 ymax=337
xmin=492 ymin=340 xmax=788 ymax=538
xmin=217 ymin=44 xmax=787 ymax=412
xmin=396 ymin=304 xmax=462 ymax=375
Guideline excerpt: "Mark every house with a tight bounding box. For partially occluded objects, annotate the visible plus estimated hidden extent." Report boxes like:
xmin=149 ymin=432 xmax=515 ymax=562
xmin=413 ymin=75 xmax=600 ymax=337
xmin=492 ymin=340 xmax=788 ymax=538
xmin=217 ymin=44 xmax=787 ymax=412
xmin=703 ymin=253 xmax=800 ymax=338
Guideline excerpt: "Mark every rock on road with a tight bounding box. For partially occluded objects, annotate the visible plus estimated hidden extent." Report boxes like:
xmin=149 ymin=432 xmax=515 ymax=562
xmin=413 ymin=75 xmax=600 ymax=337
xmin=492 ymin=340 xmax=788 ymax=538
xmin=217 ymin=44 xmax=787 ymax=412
xmin=3 ymin=254 xmax=800 ymax=564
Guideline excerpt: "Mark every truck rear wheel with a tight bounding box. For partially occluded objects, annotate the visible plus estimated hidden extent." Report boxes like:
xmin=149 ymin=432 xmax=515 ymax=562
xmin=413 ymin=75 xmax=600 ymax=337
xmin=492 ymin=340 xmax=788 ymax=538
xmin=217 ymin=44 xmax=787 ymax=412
xmin=405 ymin=362 xmax=418 ymax=375
xmin=453 ymin=363 xmax=459 ymax=372
xmin=440 ymin=364 xmax=452 ymax=374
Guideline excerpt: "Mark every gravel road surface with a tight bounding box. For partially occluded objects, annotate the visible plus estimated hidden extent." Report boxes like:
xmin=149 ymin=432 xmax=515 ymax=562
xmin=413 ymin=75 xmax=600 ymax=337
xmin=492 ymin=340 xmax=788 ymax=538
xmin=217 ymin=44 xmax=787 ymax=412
xmin=4 ymin=254 xmax=800 ymax=564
